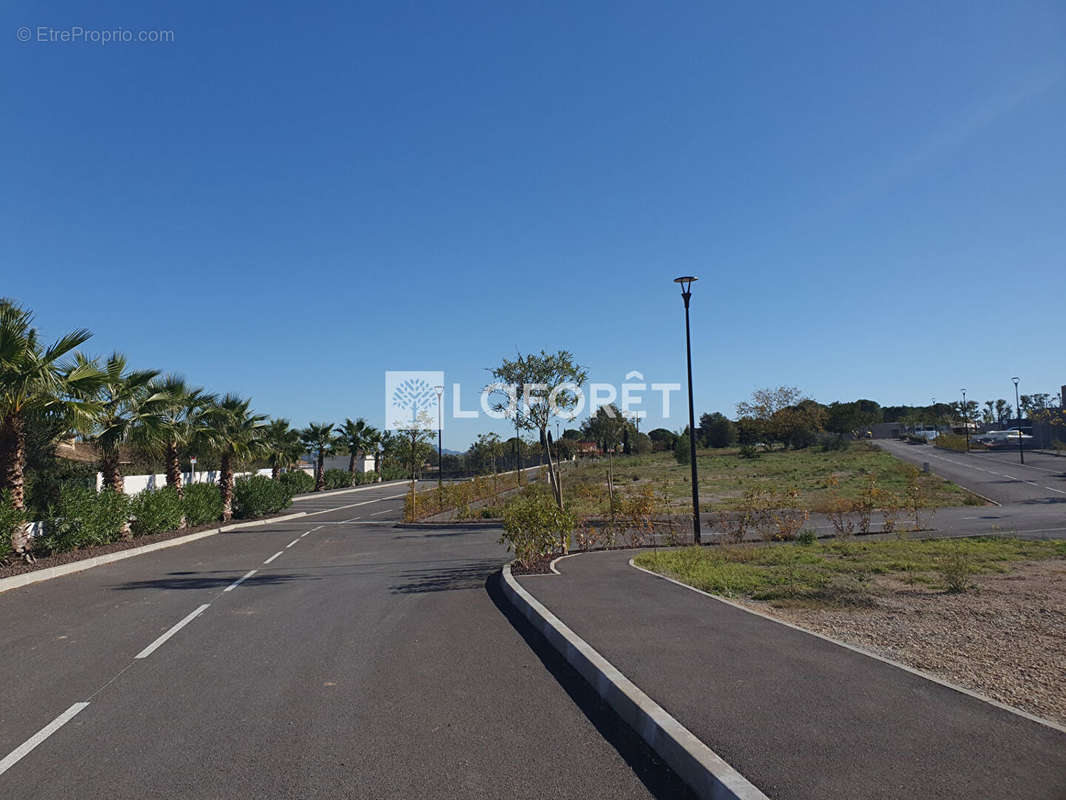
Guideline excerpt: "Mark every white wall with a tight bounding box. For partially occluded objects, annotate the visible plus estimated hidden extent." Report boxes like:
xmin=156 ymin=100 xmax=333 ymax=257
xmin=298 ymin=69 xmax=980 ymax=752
xmin=96 ymin=468 xmax=275 ymax=496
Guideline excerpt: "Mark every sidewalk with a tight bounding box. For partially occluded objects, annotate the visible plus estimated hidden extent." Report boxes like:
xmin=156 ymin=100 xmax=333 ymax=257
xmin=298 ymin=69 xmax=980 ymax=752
xmin=515 ymin=550 xmax=1066 ymax=800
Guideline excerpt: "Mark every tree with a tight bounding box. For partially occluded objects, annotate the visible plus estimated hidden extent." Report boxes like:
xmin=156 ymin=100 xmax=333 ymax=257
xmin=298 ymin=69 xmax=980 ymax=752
xmin=335 ymin=417 xmax=374 ymax=479
xmin=471 ymin=432 xmax=505 ymax=475
xmin=699 ymin=412 xmax=736 ymax=448
xmin=146 ymin=375 xmax=213 ymax=496
xmin=395 ymin=412 xmax=435 ymax=480
xmin=581 ymin=404 xmax=626 ymax=454
xmin=648 ymin=428 xmax=678 ymax=451
xmin=83 ymin=354 xmax=164 ymax=503
xmin=0 ymin=301 xmax=102 ymax=555
xmin=994 ymin=399 xmax=1012 ymax=426
xmin=264 ymin=418 xmax=302 ymax=480
xmin=300 ymin=422 xmax=337 ymax=492
xmin=488 ymin=350 xmax=587 ymax=509
xmin=674 ymin=432 xmax=691 ymax=464
xmin=736 ymin=386 xmax=804 ymax=420
xmin=207 ymin=394 xmax=267 ymax=520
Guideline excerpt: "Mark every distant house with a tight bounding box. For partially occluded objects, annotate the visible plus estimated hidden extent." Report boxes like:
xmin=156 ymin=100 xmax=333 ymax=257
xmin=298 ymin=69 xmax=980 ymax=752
xmin=575 ymin=441 xmax=600 ymax=456
xmin=869 ymin=423 xmax=903 ymax=439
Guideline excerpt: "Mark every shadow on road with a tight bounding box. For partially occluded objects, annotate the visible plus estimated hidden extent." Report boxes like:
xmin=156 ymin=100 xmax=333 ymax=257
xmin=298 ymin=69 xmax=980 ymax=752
xmin=110 ymin=572 xmax=315 ymax=591
xmin=388 ymin=558 xmax=501 ymax=594
xmin=486 ymin=572 xmax=698 ymax=800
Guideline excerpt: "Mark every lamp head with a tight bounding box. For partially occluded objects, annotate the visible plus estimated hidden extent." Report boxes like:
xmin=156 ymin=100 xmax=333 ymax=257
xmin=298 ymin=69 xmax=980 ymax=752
xmin=674 ymin=276 xmax=697 ymax=295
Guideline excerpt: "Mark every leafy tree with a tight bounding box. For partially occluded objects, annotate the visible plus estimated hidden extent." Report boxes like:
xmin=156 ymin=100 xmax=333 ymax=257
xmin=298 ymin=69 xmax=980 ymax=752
xmin=736 ymin=386 xmax=804 ymax=420
xmin=561 ymin=428 xmax=582 ymax=441
xmin=207 ymin=394 xmax=267 ymax=520
xmin=581 ymin=404 xmax=626 ymax=453
xmin=994 ymin=399 xmax=1012 ymax=425
xmin=648 ymin=428 xmax=678 ymax=451
xmin=699 ymin=412 xmax=736 ymax=448
xmin=300 ymin=422 xmax=337 ymax=492
xmin=674 ymin=432 xmax=691 ymax=464
xmin=488 ymin=350 xmax=587 ymax=508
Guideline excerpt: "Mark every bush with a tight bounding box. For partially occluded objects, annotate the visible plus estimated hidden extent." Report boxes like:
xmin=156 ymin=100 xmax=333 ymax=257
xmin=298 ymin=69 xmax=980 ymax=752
xmin=40 ymin=487 xmax=131 ymax=554
xmin=819 ymin=433 xmax=850 ymax=452
xmin=129 ymin=486 xmax=184 ymax=536
xmin=673 ymin=434 xmax=691 ymax=464
xmin=323 ymin=469 xmax=353 ymax=490
xmin=738 ymin=444 xmax=760 ymax=459
xmin=934 ymin=433 xmax=968 ymax=452
xmin=278 ymin=470 xmax=315 ymax=495
xmin=0 ymin=491 xmax=26 ymax=560
xmin=501 ymin=485 xmax=575 ymax=567
xmin=233 ymin=475 xmax=294 ymax=519
xmin=796 ymin=529 xmax=817 ymax=546
xmin=183 ymin=483 xmax=223 ymax=526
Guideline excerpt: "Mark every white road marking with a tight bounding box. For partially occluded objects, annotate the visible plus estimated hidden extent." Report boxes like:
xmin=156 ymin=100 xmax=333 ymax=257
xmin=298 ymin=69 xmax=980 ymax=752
xmin=263 ymin=551 xmax=283 ymax=565
xmin=135 ymin=604 xmax=211 ymax=659
xmin=371 ymin=509 xmax=391 ymax=516
xmin=285 ymin=539 xmax=299 ymax=548
xmin=224 ymin=570 xmax=257 ymax=592
xmin=0 ymin=702 xmax=90 ymax=776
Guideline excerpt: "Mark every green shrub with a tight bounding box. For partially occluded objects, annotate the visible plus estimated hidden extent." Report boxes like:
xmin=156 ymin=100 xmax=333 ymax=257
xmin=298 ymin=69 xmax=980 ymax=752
xmin=278 ymin=470 xmax=315 ymax=495
xmin=738 ymin=444 xmax=760 ymax=459
xmin=182 ymin=483 xmax=223 ymax=526
xmin=934 ymin=433 xmax=968 ymax=452
xmin=501 ymin=485 xmax=574 ymax=567
xmin=796 ymin=529 xmax=817 ymax=546
xmin=129 ymin=486 xmax=184 ymax=536
xmin=673 ymin=434 xmax=691 ymax=464
xmin=40 ymin=487 xmax=131 ymax=554
xmin=323 ymin=469 xmax=353 ymax=490
xmin=0 ymin=491 xmax=26 ymax=560
xmin=233 ymin=475 xmax=294 ymax=519
xmin=820 ymin=434 xmax=850 ymax=452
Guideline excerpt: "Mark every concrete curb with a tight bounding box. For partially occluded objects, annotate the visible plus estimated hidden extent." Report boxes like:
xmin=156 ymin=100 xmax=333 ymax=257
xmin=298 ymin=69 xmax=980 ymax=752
xmin=500 ymin=563 xmax=767 ymax=800
xmin=0 ymin=510 xmax=309 ymax=596
xmin=292 ymin=480 xmax=408 ymax=501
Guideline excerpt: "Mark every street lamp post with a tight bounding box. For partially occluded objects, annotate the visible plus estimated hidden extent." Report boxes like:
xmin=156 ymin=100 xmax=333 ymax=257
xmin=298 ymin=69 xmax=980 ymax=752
xmin=434 ymin=385 xmax=444 ymax=492
xmin=961 ymin=388 xmax=969 ymax=452
xmin=674 ymin=276 xmax=701 ymax=545
xmin=1012 ymin=377 xmax=1024 ymax=464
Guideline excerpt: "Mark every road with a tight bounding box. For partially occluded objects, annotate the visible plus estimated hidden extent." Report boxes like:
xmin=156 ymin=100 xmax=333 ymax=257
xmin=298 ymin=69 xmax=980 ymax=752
xmin=0 ymin=483 xmax=689 ymax=799
xmin=877 ymin=439 xmax=1066 ymax=505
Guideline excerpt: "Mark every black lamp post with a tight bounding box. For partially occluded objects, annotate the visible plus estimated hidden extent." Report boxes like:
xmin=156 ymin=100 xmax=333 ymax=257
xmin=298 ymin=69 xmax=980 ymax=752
xmin=434 ymin=385 xmax=444 ymax=491
xmin=1012 ymin=377 xmax=1024 ymax=464
xmin=961 ymin=388 xmax=969 ymax=452
xmin=674 ymin=276 xmax=701 ymax=545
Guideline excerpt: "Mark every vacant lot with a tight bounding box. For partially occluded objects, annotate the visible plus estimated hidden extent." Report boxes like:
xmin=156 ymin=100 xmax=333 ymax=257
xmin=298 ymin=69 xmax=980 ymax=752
xmin=566 ymin=443 xmax=979 ymax=517
xmin=635 ymin=538 xmax=1066 ymax=725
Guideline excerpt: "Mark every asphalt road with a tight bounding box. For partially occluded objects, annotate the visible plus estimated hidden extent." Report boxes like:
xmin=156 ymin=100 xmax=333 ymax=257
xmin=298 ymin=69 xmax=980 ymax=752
xmin=519 ymin=550 xmax=1066 ymax=800
xmin=877 ymin=439 xmax=1066 ymax=505
xmin=0 ymin=483 xmax=690 ymax=799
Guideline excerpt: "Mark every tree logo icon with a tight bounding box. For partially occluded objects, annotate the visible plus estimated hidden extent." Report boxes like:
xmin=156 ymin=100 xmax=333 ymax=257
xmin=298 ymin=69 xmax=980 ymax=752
xmin=384 ymin=371 xmax=444 ymax=430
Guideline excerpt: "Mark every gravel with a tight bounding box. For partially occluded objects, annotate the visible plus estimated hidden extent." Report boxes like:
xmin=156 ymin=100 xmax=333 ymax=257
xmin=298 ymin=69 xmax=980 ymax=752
xmin=741 ymin=560 xmax=1066 ymax=727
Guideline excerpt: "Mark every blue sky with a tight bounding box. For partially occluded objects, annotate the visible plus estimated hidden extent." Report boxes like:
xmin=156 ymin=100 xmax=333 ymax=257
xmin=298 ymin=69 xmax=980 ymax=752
xmin=3 ymin=1 xmax=1063 ymax=448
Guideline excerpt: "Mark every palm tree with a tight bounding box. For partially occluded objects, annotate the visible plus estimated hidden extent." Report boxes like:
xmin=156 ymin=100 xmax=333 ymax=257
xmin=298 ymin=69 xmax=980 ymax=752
xmin=335 ymin=417 xmax=373 ymax=480
xmin=264 ymin=418 xmax=302 ymax=480
xmin=0 ymin=300 xmax=100 ymax=555
xmin=363 ymin=425 xmax=382 ymax=482
xmin=140 ymin=375 xmax=213 ymax=498
xmin=85 ymin=353 xmax=163 ymax=498
xmin=300 ymin=422 xmax=336 ymax=492
xmin=207 ymin=394 xmax=267 ymax=521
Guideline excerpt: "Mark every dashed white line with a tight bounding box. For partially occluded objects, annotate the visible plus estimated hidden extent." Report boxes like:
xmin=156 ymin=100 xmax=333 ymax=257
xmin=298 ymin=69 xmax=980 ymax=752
xmin=263 ymin=551 xmax=283 ymax=565
xmin=371 ymin=509 xmax=391 ymax=516
xmin=0 ymin=702 xmax=90 ymax=776
xmin=300 ymin=531 xmax=311 ymax=538
xmin=224 ymin=569 xmax=257 ymax=592
xmin=285 ymin=539 xmax=299 ymax=548
xmin=135 ymin=604 xmax=211 ymax=659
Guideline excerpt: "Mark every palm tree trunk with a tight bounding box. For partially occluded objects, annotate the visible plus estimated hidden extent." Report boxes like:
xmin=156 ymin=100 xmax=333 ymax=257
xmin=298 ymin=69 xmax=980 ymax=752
xmin=315 ymin=453 xmax=325 ymax=492
xmin=271 ymin=461 xmax=280 ymax=481
xmin=164 ymin=440 xmax=183 ymax=497
xmin=219 ymin=451 xmax=234 ymax=521
xmin=100 ymin=450 xmax=131 ymax=539
xmin=348 ymin=452 xmax=357 ymax=475
xmin=0 ymin=413 xmax=32 ymax=555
